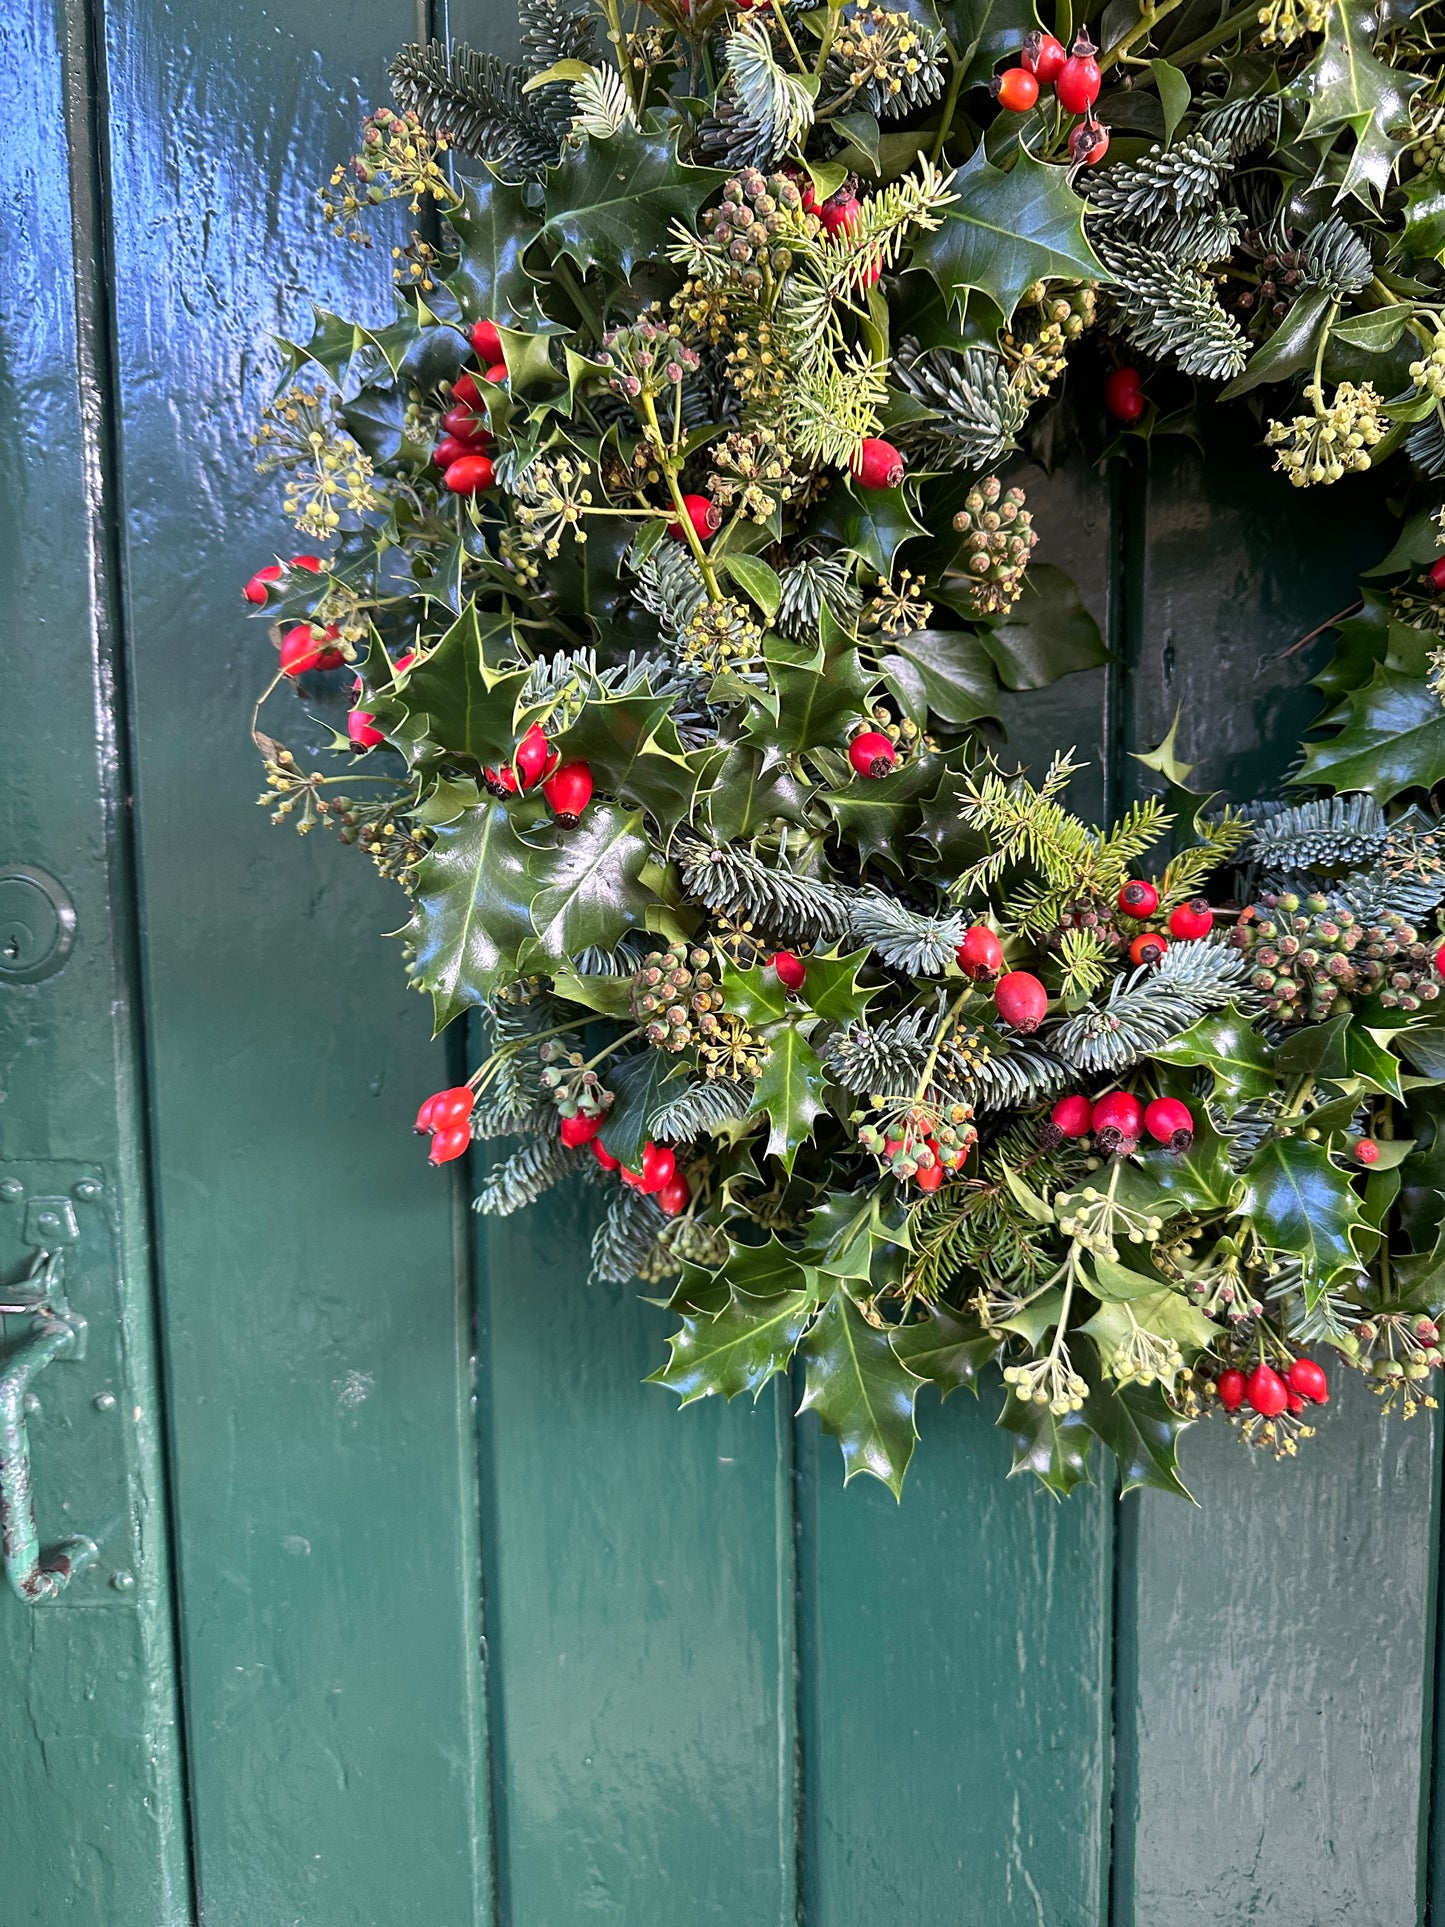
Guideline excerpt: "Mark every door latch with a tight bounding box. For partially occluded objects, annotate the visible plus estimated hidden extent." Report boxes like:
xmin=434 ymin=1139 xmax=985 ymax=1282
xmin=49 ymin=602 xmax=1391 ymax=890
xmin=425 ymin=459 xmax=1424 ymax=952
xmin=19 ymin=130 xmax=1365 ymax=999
xmin=0 ymin=1248 xmax=96 ymax=1603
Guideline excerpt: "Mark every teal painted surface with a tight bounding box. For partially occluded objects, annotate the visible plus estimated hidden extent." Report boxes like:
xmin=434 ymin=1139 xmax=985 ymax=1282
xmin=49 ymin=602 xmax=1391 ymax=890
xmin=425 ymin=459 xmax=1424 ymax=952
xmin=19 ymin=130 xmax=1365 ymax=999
xmin=8 ymin=3 xmax=1445 ymax=1922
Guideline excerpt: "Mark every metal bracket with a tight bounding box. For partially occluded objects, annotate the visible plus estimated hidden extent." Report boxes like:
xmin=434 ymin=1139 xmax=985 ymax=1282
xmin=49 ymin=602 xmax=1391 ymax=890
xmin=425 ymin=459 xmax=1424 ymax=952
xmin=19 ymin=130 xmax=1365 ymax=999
xmin=0 ymin=1252 xmax=95 ymax=1602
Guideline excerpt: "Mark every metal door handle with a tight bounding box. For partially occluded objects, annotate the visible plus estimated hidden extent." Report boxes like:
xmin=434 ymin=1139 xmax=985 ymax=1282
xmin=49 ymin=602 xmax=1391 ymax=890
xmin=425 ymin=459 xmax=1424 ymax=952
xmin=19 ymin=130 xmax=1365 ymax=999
xmin=0 ymin=1253 xmax=96 ymax=1603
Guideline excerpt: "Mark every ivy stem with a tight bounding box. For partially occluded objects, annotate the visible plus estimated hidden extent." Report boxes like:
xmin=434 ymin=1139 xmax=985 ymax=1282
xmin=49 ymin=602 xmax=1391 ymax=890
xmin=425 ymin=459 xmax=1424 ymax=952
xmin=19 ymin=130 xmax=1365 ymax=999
xmin=470 ymin=1020 xmax=589 ymax=1095
xmin=771 ymin=3 xmax=807 ymax=74
xmin=547 ymin=253 xmax=605 ymax=342
xmin=814 ymin=0 xmax=846 ymax=76
xmin=599 ymin=0 xmax=642 ymax=113
xmin=1100 ymin=0 xmax=1189 ymax=71
xmin=1310 ymin=301 xmax=1339 ymax=407
xmin=913 ymin=986 xmax=973 ymax=1102
xmin=580 ymin=1023 xmax=647 ymax=1074
xmin=930 ymin=35 xmax=967 ymax=164
xmin=640 ymin=390 xmax=722 ymax=598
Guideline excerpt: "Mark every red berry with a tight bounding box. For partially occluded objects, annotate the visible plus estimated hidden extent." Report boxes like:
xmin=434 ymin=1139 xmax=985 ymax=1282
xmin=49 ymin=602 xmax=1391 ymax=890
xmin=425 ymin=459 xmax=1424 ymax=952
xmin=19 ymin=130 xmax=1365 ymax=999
xmin=994 ymin=971 xmax=1048 ymax=1033
xmin=1129 ymin=932 xmax=1169 ymax=967
xmin=414 ymin=1093 xmax=441 ymax=1134
xmin=956 ymin=923 xmax=1004 ymax=980
xmin=851 ymin=438 xmax=905 ymax=489
xmin=560 ymin=1111 xmax=603 ymax=1149
xmin=444 ymin=454 xmax=495 ymax=495
xmin=666 ymin=493 xmax=721 ymax=543
xmin=1055 ymin=30 xmax=1101 ymax=113
xmin=1435 ymin=938 xmax=1445 ymax=979
xmin=641 ymin=1141 xmax=676 ymax=1194
xmin=848 ymin=730 xmax=898 ymax=778
xmin=483 ymin=361 xmax=509 ymax=386
xmin=656 ymin=1171 xmax=692 ymax=1217
xmin=1050 ymin=1094 xmax=1095 ymax=1139
xmin=431 ymin=1086 xmax=476 ymax=1127
xmin=451 ymin=371 xmax=483 ymax=410
xmin=429 ymin=1123 xmax=471 ymax=1166
xmin=771 ymin=950 xmax=807 ymax=991
xmin=593 ymin=1138 xmax=621 ymax=1173
xmin=1245 ymin=1362 xmax=1288 ymax=1418
xmin=1021 ymin=28 xmax=1066 ymax=78
xmin=914 ymin=1161 xmax=944 ymax=1193
xmin=441 ymin=404 xmax=491 ymax=445
xmin=542 ymin=760 xmax=594 ymax=827
xmin=290 ymin=554 xmax=324 ymax=573
xmin=433 ymin=437 xmax=473 ymax=470
xmin=514 ymin=722 xmax=558 ymax=789
xmin=279 ymin=623 xmax=345 ymax=676
xmin=1216 ymin=1368 xmax=1247 ymax=1413
xmin=484 ymin=764 xmax=520 ymax=797
xmin=1104 ymin=367 xmax=1145 ymax=422
xmin=1143 ymin=1096 xmax=1194 ymax=1150
xmin=1286 ymin=1391 xmax=1306 ymax=1414
xmin=470 ymin=318 xmax=503 ymax=362
xmin=1117 ymin=879 xmax=1159 ymax=918
xmin=1353 ymin=1138 xmax=1381 ymax=1165
xmin=348 ymin=708 xmax=385 ymax=750
xmin=1428 ymin=557 xmax=1445 ymax=592
xmin=1067 ymin=113 xmax=1110 ymax=166
xmin=820 ymin=191 xmax=860 ymax=237
xmin=1168 ymin=898 xmax=1214 ymax=941
xmin=243 ymin=563 xmax=282 ymax=603
xmin=1092 ymin=1089 xmax=1143 ymax=1140
xmin=993 ymin=66 xmax=1040 ymax=111
xmin=1287 ymin=1356 xmax=1329 ymax=1404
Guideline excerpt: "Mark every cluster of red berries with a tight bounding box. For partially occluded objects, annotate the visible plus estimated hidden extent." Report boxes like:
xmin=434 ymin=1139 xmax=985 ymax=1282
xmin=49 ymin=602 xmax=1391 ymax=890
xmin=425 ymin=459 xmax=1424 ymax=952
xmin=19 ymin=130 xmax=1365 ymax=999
xmin=433 ymin=318 xmax=507 ymax=496
xmin=992 ymin=28 xmax=1108 ymax=166
xmin=347 ymin=649 xmax=415 ymax=751
xmin=950 ymin=922 xmax=1052 ymax=1032
xmin=239 ymin=554 xmax=346 ymax=680
xmin=577 ymin=1123 xmax=691 ymax=1216
xmin=1217 ymin=1356 xmax=1329 ymax=1418
xmin=1116 ymin=878 xmax=1214 ymax=967
xmin=1046 ymin=1088 xmax=1194 ymax=1156
xmin=482 ymin=722 xmax=594 ymax=826
xmin=414 ymin=1085 xmax=476 ymax=1165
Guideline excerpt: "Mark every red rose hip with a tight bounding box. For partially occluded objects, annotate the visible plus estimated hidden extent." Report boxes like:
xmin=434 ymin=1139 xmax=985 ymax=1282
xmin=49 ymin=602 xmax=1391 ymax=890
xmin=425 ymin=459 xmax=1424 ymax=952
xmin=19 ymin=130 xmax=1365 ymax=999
xmin=849 ymin=731 xmax=897 ymax=778
xmin=851 ymin=438 xmax=905 ymax=489
xmin=667 ymin=494 xmax=721 ymax=543
xmin=957 ymin=924 xmax=1005 ymax=980
xmin=1143 ymin=1096 xmax=1193 ymax=1150
xmin=771 ymin=950 xmax=807 ymax=992
xmin=1245 ymin=1361 xmax=1288 ymax=1418
xmin=559 ymin=1111 xmax=603 ymax=1148
xmin=656 ymin=1171 xmax=692 ymax=1217
xmin=1055 ymin=29 xmax=1101 ymax=114
xmin=1117 ymin=879 xmax=1158 ymax=918
xmin=1216 ymin=1368 xmax=1247 ymax=1413
xmin=444 ymin=454 xmax=495 ymax=495
xmin=1049 ymin=1094 xmax=1094 ymax=1139
xmin=542 ymin=760 xmax=594 ymax=827
xmin=470 ymin=318 xmax=503 ymax=362
xmin=994 ymin=970 xmax=1048 ymax=1032
xmin=1104 ymin=367 xmax=1145 ymax=423
xmin=1169 ymin=898 xmax=1214 ymax=940
xmin=1021 ymin=28 xmax=1066 ymax=78
xmin=993 ymin=66 xmax=1039 ymax=111
xmin=1287 ymin=1357 xmax=1329 ymax=1404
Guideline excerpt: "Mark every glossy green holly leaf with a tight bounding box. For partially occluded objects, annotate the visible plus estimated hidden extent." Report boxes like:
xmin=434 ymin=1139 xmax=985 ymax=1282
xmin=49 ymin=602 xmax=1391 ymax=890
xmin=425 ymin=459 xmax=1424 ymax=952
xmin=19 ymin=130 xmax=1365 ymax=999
xmin=542 ymin=126 xmax=723 ymax=281
xmin=702 ymin=742 xmax=812 ymax=842
xmin=1275 ymin=1011 xmax=1401 ymax=1095
xmin=752 ymin=1025 xmax=830 ymax=1172
xmin=822 ymin=751 xmax=940 ymax=868
xmin=409 ymin=801 xmax=539 ymax=1029
xmin=801 ymin=1190 xmax=911 ymax=1289
xmin=1403 ymin=171 xmax=1445 ymax=262
xmin=1136 ymin=1114 xmax=1241 ymax=1212
xmin=891 ymin=1305 xmax=1001 ymax=1397
xmin=649 ymin=1285 xmax=814 ymax=1404
xmin=799 ymin=1287 xmax=924 ymax=1497
xmin=1396 ymin=1022 xmax=1445 ymax=1079
xmin=939 ymin=0 xmax=1041 ymax=91
xmin=1081 ymin=1374 xmax=1194 ymax=1501
xmin=597 ymin=1049 xmax=673 ymax=1169
xmin=745 ymin=647 xmax=874 ymax=765
xmin=524 ymin=803 xmax=656 ymax=966
xmin=445 ymin=172 xmax=541 ymax=325
xmin=1297 ymin=0 xmax=1423 ymax=201
xmin=880 ymin=628 xmax=1001 ymax=727
xmin=998 ymin=1390 xmax=1092 ymax=1498
xmin=912 ymin=144 xmax=1101 ymax=324
xmin=1152 ymin=1004 xmax=1276 ymax=1107
xmin=1295 ymin=665 xmax=1445 ymax=801
xmin=384 ymin=605 xmax=527 ymax=768
xmin=1239 ymin=1137 xmax=1364 ymax=1281
xmin=552 ymin=692 xmax=706 ymax=822
xmin=980 ymin=565 xmax=1109 ymax=687
xmin=796 ymin=946 xmax=879 ymax=1023
xmin=810 ymin=483 xmax=927 ymax=576
xmin=914 ymin=767 xmax=992 ymax=875
xmin=722 ymin=958 xmax=791 ymax=1034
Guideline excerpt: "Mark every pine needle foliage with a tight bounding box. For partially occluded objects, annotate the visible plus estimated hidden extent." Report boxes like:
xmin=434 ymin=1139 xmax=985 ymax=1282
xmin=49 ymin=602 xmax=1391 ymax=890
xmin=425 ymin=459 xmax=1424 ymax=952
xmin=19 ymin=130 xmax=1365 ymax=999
xmin=1053 ymin=941 xmax=1250 ymax=1073
xmin=893 ymin=347 xmax=1028 ymax=471
xmin=648 ymin=1076 xmax=752 ymax=1141
xmin=848 ymin=890 xmax=967 ymax=975
xmin=473 ymin=1133 xmax=579 ymax=1215
xmin=592 ymin=1187 xmax=667 ymax=1284
xmin=1300 ymin=215 xmax=1372 ymax=300
xmin=702 ymin=18 xmax=815 ymax=169
xmin=388 ymin=41 xmax=563 ymax=176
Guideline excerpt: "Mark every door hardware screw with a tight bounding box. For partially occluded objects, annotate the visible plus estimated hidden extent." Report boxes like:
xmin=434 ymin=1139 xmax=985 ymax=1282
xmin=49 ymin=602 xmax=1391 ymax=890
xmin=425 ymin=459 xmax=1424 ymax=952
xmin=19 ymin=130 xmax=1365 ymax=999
xmin=93 ymin=1392 xmax=117 ymax=1413
xmin=110 ymin=1570 xmax=135 ymax=1592
xmin=72 ymin=1180 xmax=102 ymax=1203
xmin=0 ymin=1180 xmax=23 ymax=1203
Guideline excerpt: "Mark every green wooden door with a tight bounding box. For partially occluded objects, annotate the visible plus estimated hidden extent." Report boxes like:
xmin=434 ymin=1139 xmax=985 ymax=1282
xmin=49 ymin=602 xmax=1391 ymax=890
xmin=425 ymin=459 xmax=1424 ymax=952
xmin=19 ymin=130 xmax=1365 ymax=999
xmin=2 ymin=1 xmax=1441 ymax=1922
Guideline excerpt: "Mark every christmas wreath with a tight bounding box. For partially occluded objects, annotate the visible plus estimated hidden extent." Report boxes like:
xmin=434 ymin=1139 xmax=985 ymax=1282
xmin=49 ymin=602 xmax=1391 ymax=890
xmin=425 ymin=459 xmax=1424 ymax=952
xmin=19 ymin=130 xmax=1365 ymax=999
xmin=248 ymin=0 xmax=1445 ymax=1498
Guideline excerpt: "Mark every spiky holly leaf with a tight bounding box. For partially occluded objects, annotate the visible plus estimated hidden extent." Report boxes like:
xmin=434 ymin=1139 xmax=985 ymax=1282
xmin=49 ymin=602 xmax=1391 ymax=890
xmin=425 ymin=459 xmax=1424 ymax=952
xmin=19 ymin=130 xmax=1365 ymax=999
xmin=1239 ymin=1137 xmax=1364 ymax=1281
xmin=981 ymin=565 xmax=1109 ymax=687
xmin=1275 ymin=1011 xmax=1403 ymax=1096
xmin=1152 ymin=1005 xmax=1276 ymax=1108
xmin=912 ymin=144 xmax=1101 ymax=324
xmin=1136 ymin=1114 xmax=1241 ymax=1212
xmin=552 ymin=691 xmax=707 ymax=822
xmin=744 ymin=649 xmax=875 ymax=763
xmin=703 ymin=742 xmax=811 ymax=842
xmin=649 ymin=1286 xmax=814 ymax=1404
xmin=751 ymin=1024 xmax=830 ymax=1172
xmin=892 ymin=1305 xmax=1002 ymax=1397
xmin=795 ymin=946 xmax=879 ymax=1024
xmin=820 ymin=751 xmax=941 ymax=868
xmin=998 ymin=1389 xmax=1092 ymax=1498
xmin=1403 ymin=172 xmax=1445 ymax=262
xmin=722 ymin=958 xmax=791 ymax=1034
xmin=381 ymin=604 xmax=528 ymax=768
xmin=810 ymin=484 xmax=928 ymax=577
xmin=939 ymin=0 xmax=1042 ymax=91
xmin=410 ymin=801 xmax=539 ymax=1028
xmin=524 ymin=802 xmax=656 ymax=966
xmin=799 ymin=1287 xmax=924 ymax=1497
xmin=445 ymin=172 xmax=542 ymax=324
xmin=1081 ymin=1373 xmax=1195 ymax=1501
xmin=1294 ymin=666 xmax=1445 ymax=801
xmin=1297 ymin=0 xmax=1424 ymax=202
xmin=801 ymin=1191 xmax=911 ymax=1290
xmin=542 ymin=126 xmax=723 ymax=281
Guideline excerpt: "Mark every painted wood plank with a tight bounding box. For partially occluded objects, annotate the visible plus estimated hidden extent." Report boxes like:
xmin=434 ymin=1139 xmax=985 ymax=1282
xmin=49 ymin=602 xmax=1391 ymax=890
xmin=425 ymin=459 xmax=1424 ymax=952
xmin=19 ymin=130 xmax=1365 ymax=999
xmin=0 ymin=0 xmax=193 ymax=1920
xmin=1113 ymin=430 xmax=1437 ymax=1924
xmin=479 ymin=1185 xmax=797 ymax=1924
xmin=98 ymin=2 xmax=496 ymax=1919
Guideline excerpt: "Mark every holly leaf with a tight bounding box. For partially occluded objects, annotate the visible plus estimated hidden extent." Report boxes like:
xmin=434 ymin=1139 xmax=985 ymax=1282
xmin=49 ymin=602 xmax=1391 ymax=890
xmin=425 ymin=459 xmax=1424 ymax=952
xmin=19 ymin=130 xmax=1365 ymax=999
xmin=1403 ymin=171 xmax=1445 ymax=262
xmin=384 ymin=604 xmax=528 ymax=768
xmin=891 ymin=1305 xmax=1001 ymax=1397
xmin=552 ymin=691 xmax=706 ymax=822
xmin=751 ymin=1025 xmax=830 ymax=1172
xmin=445 ymin=172 xmax=541 ymax=325
xmin=1135 ymin=1114 xmax=1241 ymax=1211
xmin=801 ymin=1190 xmax=911 ymax=1290
xmin=980 ymin=565 xmax=1108 ymax=687
xmin=722 ymin=958 xmax=791 ymax=1034
xmin=1295 ymin=665 xmax=1445 ymax=801
xmin=409 ymin=801 xmax=539 ymax=1029
xmin=820 ymin=751 xmax=940 ymax=867
xmin=796 ymin=946 xmax=879 ymax=1023
xmin=745 ymin=649 xmax=874 ymax=762
xmin=703 ymin=742 xmax=812 ymax=842
xmin=799 ymin=1288 xmax=924 ymax=1497
xmin=1152 ymin=1004 xmax=1276 ymax=1107
xmin=1220 ymin=286 xmax=1335 ymax=400
xmin=1081 ymin=1374 xmax=1195 ymax=1500
xmin=524 ymin=803 xmax=656 ymax=966
xmin=649 ymin=1286 xmax=814 ymax=1404
xmin=1297 ymin=0 xmax=1423 ymax=202
xmin=810 ymin=483 xmax=927 ymax=576
xmin=997 ymin=1390 xmax=1092 ymax=1498
xmin=912 ymin=144 xmax=1101 ymax=324
xmin=542 ymin=126 xmax=723 ymax=281
xmin=939 ymin=0 xmax=1040 ymax=91
xmin=597 ymin=1050 xmax=674 ymax=1169
xmin=1239 ymin=1137 xmax=1364 ymax=1281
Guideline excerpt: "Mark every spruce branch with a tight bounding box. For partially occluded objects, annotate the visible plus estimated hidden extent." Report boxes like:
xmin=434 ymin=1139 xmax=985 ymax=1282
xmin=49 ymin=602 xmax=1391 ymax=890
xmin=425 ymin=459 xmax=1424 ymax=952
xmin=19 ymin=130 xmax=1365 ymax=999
xmin=848 ymin=890 xmax=968 ymax=976
xmin=701 ymin=18 xmax=815 ymax=169
xmin=648 ymin=1076 xmax=752 ymax=1141
xmin=679 ymin=838 xmax=857 ymax=939
xmin=473 ymin=1133 xmax=579 ymax=1215
xmin=591 ymin=1187 xmax=667 ymax=1283
xmin=1052 ymin=942 xmax=1250 ymax=1073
